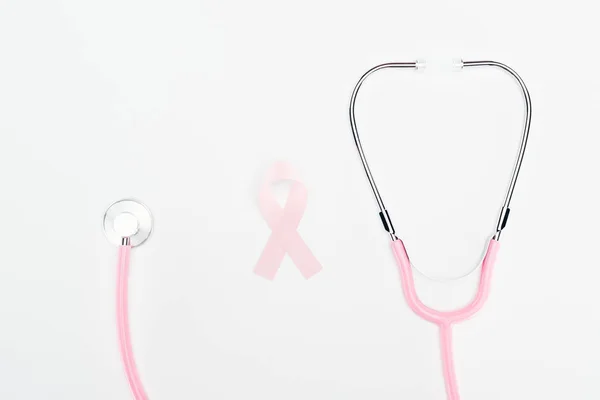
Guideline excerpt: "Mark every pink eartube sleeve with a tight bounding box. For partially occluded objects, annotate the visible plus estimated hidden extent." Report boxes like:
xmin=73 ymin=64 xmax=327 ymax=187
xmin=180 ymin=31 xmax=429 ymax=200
xmin=391 ymin=239 xmax=500 ymax=400
xmin=117 ymin=244 xmax=149 ymax=400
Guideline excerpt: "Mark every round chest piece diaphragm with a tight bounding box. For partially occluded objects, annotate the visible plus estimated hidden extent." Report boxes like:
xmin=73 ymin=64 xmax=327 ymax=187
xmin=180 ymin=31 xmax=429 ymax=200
xmin=103 ymin=199 xmax=153 ymax=247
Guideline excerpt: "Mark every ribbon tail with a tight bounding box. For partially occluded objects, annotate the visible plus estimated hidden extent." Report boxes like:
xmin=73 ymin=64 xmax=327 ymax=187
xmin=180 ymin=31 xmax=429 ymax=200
xmin=285 ymin=231 xmax=322 ymax=279
xmin=254 ymin=233 xmax=287 ymax=280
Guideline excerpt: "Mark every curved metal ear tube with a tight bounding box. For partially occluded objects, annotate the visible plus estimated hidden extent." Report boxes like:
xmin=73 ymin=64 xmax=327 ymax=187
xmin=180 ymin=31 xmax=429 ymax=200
xmin=103 ymin=199 xmax=153 ymax=400
xmin=349 ymin=60 xmax=532 ymax=241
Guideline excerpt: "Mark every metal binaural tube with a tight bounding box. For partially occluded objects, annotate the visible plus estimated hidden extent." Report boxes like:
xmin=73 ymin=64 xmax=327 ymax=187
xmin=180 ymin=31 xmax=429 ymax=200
xmin=349 ymin=60 xmax=532 ymax=241
xmin=349 ymin=62 xmax=418 ymax=240
xmin=462 ymin=61 xmax=532 ymax=240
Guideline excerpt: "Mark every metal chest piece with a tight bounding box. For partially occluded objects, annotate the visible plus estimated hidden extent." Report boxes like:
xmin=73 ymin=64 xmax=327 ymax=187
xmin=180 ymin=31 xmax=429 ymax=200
xmin=103 ymin=199 xmax=153 ymax=247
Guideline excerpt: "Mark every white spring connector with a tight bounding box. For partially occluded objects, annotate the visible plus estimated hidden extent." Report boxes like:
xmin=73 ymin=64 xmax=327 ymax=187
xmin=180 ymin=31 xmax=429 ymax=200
xmin=452 ymin=58 xmax=464 ymax=70
xmin=415 ymin=58 xmax=464 ymax=72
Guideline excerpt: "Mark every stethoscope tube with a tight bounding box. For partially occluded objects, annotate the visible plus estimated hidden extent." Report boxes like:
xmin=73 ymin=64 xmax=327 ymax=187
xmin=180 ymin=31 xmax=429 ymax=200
xmin=349 ymin=60 xmax=531 ymax=400
xmin=393 ymin=238 xmax=499 ymax=400
xmin=116 ymin=239 xmax=149 ymax=400
xmin=104 ymin=199 xmax=153 ymax=400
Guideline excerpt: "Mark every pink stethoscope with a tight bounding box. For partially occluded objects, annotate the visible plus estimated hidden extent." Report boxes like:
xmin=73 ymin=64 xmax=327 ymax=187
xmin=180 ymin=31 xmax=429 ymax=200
xmin=103 ymin=199 xmax=153 ymax=400
xmin=349 ymin=60 xmax=532 ymax=399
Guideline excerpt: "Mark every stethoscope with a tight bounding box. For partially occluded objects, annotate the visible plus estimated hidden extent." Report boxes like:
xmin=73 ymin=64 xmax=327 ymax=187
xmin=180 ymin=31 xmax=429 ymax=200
xmin=103 ymin=199 xmax=153 ymax=400
xmin=349 ymin=60 xmax=531 ymax=400
xmin=98 ymin=60 xmax=531 ymax=400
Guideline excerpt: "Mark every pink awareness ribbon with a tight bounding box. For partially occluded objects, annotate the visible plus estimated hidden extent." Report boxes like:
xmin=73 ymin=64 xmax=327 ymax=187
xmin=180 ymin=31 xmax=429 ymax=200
xmin=254 ymin=162 xmax=322 ymax=280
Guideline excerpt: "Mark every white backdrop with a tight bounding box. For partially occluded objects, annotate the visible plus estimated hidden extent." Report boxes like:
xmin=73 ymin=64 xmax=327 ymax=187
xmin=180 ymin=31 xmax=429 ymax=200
xmin=1 ymin=0 xmax=599 ymax=399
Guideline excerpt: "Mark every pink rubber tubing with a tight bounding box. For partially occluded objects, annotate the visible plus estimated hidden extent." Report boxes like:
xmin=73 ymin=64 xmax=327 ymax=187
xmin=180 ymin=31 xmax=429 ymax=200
xmin=391 ymin=239 xmax=500 ymax=400
xmin=117 ymin=245 xmax=149 ymax=400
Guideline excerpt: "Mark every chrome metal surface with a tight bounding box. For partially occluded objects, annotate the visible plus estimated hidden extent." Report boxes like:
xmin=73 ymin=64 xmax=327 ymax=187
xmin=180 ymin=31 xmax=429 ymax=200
xmin=349 ymin=60 xmax=532 ymax=241
xmin=103 ymin=199 xmax=153 ymax=247
xmin=463 ymin=61 xmax=532 ymax=239
xmin=349 ymin=62 xmax=417 ymax=240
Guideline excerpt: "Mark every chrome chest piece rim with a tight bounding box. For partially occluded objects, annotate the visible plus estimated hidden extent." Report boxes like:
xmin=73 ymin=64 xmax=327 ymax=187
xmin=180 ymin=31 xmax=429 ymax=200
xmin=103 ymin=199 xmax=153 ymax=247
